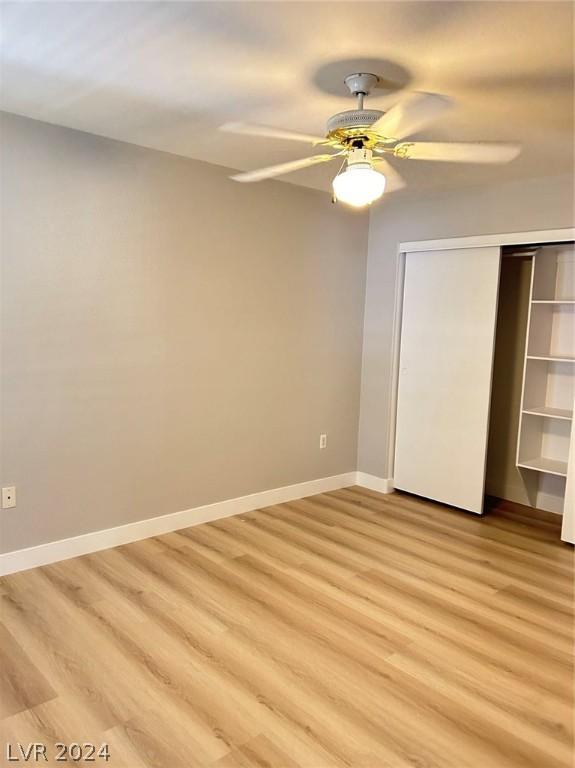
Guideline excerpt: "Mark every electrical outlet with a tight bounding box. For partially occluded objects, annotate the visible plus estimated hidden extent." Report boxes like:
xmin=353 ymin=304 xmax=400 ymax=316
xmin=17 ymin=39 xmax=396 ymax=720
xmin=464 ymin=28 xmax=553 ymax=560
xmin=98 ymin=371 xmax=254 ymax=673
xmin=2 ymin=486 xmax=16 ymax=509
xmin=319 ymin=433 xmax=327 ymax=450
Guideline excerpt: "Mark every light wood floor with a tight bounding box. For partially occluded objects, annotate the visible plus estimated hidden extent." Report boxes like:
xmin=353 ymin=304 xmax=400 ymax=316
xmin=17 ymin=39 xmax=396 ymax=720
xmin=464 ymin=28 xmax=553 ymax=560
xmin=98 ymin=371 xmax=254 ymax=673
xmin=1 ymin=487 xmax=573 ymax=767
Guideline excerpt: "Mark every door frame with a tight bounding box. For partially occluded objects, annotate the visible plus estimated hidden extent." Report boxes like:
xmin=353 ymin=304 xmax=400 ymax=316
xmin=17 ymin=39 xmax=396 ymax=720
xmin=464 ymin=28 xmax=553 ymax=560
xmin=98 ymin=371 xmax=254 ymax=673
xmin=386 ymin=228 xmax=575 ymax=485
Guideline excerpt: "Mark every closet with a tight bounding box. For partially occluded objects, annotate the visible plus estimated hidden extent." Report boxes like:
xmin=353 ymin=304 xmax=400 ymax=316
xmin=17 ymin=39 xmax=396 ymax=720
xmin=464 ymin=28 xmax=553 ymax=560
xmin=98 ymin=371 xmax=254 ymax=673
xmin=393 ymin=231 xmax=574 ymax=544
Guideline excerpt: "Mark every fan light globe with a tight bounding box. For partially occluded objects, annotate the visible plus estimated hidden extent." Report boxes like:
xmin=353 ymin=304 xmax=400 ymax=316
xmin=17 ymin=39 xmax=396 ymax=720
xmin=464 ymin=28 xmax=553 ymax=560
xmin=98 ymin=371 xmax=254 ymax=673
xmin=332 ymin=165 xmax=386 ymax=207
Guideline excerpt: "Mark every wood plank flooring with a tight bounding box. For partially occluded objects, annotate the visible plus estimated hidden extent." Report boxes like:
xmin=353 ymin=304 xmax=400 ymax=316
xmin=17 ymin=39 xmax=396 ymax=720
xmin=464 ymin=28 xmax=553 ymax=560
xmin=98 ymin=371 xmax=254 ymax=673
xmin=1 ymin=487 xmax=573 ymax=767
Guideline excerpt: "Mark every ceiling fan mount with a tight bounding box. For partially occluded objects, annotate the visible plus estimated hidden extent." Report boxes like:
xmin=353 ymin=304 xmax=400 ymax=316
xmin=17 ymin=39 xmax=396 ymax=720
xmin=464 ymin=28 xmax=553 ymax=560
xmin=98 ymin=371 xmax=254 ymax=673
xmin=343 ymin=72 xmax=380 ymax=97
xmin=220 ymin=72 xmax=521 ymax=206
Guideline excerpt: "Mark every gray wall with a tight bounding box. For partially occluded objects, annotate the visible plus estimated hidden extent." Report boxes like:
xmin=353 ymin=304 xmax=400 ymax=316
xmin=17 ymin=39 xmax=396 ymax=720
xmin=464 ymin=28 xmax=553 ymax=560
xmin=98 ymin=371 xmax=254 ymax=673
xmin=358 ymin=173 xmax=575 ymax=477
xmin=0 ymin=112 xmax=368 ymax=552
xmin=3 ymin=109 xmax=573 ymax=553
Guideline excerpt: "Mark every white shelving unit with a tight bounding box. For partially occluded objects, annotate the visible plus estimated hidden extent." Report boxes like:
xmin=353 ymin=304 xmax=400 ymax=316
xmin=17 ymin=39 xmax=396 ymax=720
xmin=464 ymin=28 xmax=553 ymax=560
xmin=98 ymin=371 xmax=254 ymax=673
xmin=517 ymin=245 xmax=575 ymax=501
xmin=517 ymin=456 xmax=568 ymax=476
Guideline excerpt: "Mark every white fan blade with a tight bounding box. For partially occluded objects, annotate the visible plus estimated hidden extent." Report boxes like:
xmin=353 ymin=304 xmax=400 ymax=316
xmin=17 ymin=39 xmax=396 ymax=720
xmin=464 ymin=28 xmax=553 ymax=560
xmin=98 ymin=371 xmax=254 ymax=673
xmin=220 ymin=122 xmax=325 ymax=145
xmin=373 ymin=157 xmax=407 ymax=192
xmin=370 ymin=92 xmax=452 ymax=140
xmin=230 ymin=154 xmax=337 ymax=183
xmin=395 ymin=141 xmax=521 ymax=163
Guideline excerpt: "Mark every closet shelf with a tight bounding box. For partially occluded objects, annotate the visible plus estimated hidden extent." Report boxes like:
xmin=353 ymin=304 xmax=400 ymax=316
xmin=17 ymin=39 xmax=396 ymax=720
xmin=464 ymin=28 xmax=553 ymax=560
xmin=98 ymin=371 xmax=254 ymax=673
xmin=531 ymin=299 xmax=575 ymax=304
xmin=522 ymin=406 xmax=573 ymax=421
xmin=526 ymin=355 xmax=575 ymax=363
xmin=517 ymin=457 xmax=568 ymax=477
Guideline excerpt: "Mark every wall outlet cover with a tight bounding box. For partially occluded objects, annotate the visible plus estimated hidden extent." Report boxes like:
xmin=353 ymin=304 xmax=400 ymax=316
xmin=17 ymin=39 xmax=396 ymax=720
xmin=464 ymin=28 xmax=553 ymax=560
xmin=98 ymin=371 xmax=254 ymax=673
xmin=2 ymin=486 xmax=16 ymax=509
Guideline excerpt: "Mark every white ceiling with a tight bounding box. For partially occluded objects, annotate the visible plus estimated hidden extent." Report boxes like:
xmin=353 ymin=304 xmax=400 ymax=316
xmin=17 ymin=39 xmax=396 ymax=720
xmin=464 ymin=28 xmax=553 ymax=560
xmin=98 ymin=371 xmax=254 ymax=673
xmin=1 ymin=1 xmax=573 ymax=195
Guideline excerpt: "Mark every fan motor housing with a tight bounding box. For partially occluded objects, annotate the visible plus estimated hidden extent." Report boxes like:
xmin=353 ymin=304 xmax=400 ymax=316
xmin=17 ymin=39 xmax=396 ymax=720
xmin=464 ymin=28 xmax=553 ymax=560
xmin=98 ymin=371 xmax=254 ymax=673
xmin=327 ymin=109 xmax=383 ymax=133
xmin=326 ymin=109 xmax=392 ymax=148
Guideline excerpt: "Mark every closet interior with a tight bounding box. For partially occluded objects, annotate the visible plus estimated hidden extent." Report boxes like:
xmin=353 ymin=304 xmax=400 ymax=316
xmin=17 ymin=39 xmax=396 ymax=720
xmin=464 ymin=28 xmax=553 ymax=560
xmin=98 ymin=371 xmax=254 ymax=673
xmin=486 ymin=241 xmax=574 ymax=518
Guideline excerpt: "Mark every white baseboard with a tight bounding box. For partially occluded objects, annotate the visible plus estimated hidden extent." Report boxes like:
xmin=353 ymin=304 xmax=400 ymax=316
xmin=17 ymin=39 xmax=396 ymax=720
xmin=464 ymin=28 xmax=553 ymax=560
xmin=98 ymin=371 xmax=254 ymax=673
xmin=355 ymin=472 xmax=394 ymax=494
xmin=2 ymin=471 xmax=393 ymax=576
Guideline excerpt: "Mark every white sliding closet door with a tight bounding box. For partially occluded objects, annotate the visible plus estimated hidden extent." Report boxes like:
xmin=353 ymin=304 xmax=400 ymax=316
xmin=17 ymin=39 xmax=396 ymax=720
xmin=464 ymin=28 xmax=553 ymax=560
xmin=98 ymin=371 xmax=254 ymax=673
xmin=394 ymin=246 xmax=501 ymax=514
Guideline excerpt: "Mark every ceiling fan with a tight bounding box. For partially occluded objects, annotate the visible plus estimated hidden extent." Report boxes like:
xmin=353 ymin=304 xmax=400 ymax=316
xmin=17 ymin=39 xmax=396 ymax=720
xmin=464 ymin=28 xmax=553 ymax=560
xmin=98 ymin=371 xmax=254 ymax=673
xmin=220 ymin=73 xmax=521 ymax=208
